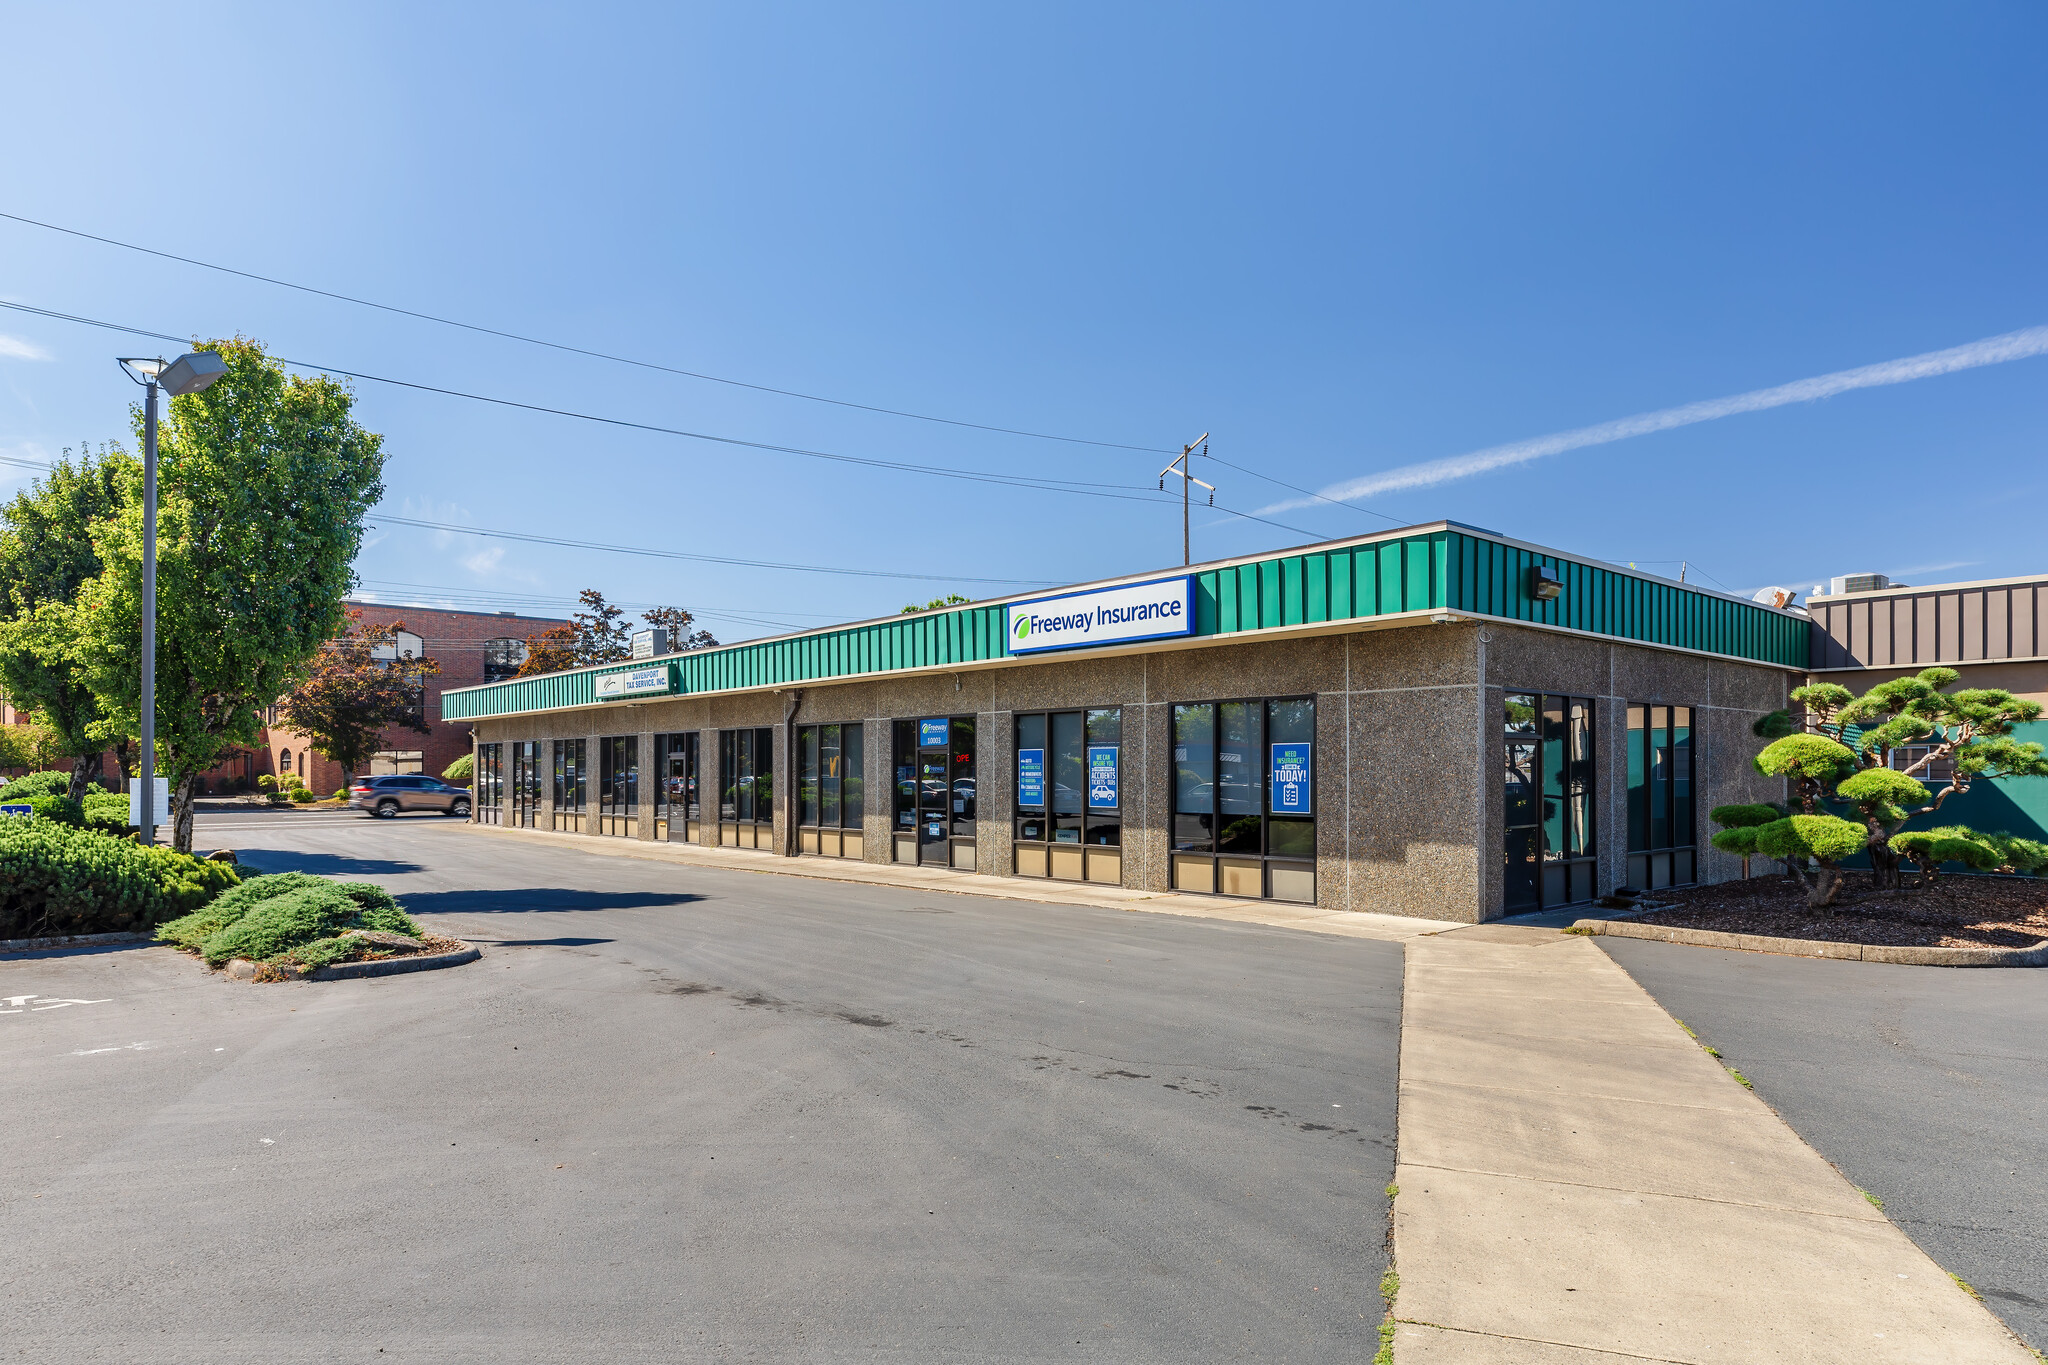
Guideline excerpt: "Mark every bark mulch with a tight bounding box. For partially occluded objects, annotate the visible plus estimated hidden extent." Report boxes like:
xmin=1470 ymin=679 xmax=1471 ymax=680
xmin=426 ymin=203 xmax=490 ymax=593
xmin=1634 ymin=872 xmax=2048 ymax=950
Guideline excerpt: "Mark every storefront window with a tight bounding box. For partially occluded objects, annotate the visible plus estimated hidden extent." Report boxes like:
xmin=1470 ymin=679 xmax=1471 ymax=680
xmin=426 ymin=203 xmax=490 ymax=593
xmin=1627 ymin=705 xmax=1695 ymax=890
xmin=551 ymin=738 xmax=586 ymax=832
xmin=1170 ymin=697 xmax=1315 ymax=902
xmin=509 ymin=740 xmax=539 ymax=828
xmin=1503 ymin=692 xmax=1596 ymax=913
xmin=796 ymin=723 xmax=863 ymax=858
xmin=597 ymin=735 xmax=638 ymax=834
xmin=1014 ymin=709 xmax=1121 ymax=885
xmin=718 ymin=727 xmax=774 ymax=847
xmin=476 ymin=743 xmax=502 ymax=824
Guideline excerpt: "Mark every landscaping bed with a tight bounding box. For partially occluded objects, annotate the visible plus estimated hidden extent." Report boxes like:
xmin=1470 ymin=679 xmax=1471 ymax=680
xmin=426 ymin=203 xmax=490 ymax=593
xmin=1633 ymin=872 xmax=2048 ymax=950
xmin=157 ymin=871 xmax=466 ymax=981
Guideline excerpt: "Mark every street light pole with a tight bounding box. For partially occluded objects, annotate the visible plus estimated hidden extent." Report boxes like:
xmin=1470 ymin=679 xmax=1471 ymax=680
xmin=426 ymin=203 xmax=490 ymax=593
xmin=118 ymin=352 xmax=226 ymax=846
xmin=141 ymin=373 xmax=159 ymax=846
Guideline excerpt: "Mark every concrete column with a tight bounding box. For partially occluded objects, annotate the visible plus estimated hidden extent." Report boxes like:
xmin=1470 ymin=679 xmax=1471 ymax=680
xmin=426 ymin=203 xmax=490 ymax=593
xmin=977 ymin=710 xmax=1012 ymax=876
xmin=1136 ymin=697 xmax=1172 ymax=892
xmin=636 ymin=725 xmax=657 ymax=841
xmin=699 ymin=728 xmax=718 ymax=846
xmin=864 ymin=717 xmax=891 ymax=863
xmin=584 ymin=721 xmax=604 ymax=836
xmin=537 ymin=736 xmax=556 ymax=830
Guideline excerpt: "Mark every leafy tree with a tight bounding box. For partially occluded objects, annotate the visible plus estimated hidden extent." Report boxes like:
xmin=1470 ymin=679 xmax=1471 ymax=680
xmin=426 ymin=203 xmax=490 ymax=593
xmin=640 ymin=605 xmax=718 ymax=652
xmin=514 ymin=592 xmax=716 ymax=676
xmin=570 ymin=588 xmax=632 ymax=663
xmin=0 ymin=446 xmax=134 ymax=797
xmin=274 ymin=611 xmax=441 ymax=789
xmin=902 ymin=594 xmax=971 ymax=614
xmin=1748 ymin=668 xmax=2048 ymax=894
xmin=516 ymin=623 xmax=580 ymax=677
xmin=73 ymin=339 xmax=385 ymax=853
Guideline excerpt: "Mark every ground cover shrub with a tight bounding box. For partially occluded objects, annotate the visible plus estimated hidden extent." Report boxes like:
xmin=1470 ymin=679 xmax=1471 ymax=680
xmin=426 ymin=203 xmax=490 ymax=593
xmin=157 ymin=870 xmax=419 ymax=967
xmin=81 ymin=791 xmax=131 ymax=835
xmin=0 ymin=771 xmax=79 ymax=802
xmin=0 ymin=817 xmax=239 ymax=939
xmin=19 ymin=793 xmax=85 ymax=827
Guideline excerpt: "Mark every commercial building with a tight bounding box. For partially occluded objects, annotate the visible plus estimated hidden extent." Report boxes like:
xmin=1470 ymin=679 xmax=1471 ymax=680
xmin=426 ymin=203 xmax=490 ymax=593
xmin=265 ymin=602 xmax=571 ymax=793
xmin=1806 ymin=570 xmax=2048 ymax=843
xmin=442 ymin=521 xmax=1807 ymax=923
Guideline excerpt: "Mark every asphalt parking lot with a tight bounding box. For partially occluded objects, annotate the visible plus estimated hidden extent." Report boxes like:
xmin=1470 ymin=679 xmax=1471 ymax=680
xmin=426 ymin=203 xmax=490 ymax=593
xmin=1600 ymin=937 xmax=2048 ymax=1354
xmin=3 ymin=812 xmax=1402 ymax=1364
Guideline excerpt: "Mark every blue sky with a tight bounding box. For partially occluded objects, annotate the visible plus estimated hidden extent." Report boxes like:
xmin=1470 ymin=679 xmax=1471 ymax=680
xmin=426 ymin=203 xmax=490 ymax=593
xmin=3 ymin=3 xmax=2044 ymax=639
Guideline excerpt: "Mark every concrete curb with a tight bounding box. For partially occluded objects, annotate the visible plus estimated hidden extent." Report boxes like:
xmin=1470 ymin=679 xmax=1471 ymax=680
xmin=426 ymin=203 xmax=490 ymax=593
xmin=1573 ymin=916 xmax=2048 ymax=967
xmin=307 ymin=941 xmax=481 ymax=981
xmin=0 ymin=930 xmax=152 ymax=954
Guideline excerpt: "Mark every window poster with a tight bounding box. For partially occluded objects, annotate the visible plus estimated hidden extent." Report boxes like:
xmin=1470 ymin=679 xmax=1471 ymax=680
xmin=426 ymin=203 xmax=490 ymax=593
xmin=1087 ymin=745 xmax=1118 ymax=810
xmin=1017 ymin=748 xmax=1045 ymax=806
xmin=1270 ymin=742 xmax=1312 ymax=815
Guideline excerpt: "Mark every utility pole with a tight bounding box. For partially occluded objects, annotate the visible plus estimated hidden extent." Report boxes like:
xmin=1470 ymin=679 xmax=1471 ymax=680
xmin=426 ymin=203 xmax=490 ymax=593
xmin=1158 ymin=432 xmax=1213 ymax=567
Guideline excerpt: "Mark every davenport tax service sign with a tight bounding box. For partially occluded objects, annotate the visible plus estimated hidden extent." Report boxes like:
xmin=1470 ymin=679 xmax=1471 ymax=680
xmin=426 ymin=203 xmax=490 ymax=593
xmin=1006 ymin=575 xmax=1195 ymax=655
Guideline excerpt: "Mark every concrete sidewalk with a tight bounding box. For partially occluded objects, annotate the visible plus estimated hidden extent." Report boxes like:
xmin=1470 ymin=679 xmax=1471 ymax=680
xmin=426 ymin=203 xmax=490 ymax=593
xmin=1388 ymin=926 xmax=2035 ymax=1363
xmin=460 ymin=820 xmax=1453 ymax=943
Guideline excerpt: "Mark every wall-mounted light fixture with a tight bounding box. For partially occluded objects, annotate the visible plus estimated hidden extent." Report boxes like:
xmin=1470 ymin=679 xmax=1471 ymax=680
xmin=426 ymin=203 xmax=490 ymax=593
xmin=1528 ymin=565 xmax=1563 ymax=601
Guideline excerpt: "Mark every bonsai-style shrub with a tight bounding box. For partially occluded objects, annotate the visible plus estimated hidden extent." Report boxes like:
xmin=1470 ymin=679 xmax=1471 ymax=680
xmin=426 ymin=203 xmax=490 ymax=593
xmin=442 ymin=753 xmax=473 ymax=784
xmin=1754 ymin=814 xmax=1868 ymax=908
xmin=1743 ymin=670 xmax=2048 ymax=893
xmin=1889 ymin=826 xmax=2001 ymax=884
xmin=1708 ymin=803 xmax=1791 ymax=879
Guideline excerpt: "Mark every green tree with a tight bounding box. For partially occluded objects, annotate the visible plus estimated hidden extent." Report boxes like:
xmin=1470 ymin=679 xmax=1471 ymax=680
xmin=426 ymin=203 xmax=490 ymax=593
xmin=0 ymin=446 xmax=135 ymax=798
xmin=901 ymin=594 xmax=971 ymax=614
xmin=639 ymin=605 xmax=717 ymax=652
xmin=74 ymin=339 xmax=386 ymax=853
xmin=274 ymin=612 xmax=441 ymax=789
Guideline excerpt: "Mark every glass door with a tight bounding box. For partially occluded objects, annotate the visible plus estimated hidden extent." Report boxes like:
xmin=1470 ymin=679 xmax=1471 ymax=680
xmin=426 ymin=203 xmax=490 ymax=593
xmin=510 ymin=741 xmax=538 ymax=827
xmin=917 ymin=745 xmax=950 ymax=863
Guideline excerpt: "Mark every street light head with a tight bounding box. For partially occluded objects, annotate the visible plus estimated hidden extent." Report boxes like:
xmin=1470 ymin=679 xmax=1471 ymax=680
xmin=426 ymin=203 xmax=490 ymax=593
xmin=159 ymin=350 xmax=227 ymax=396
xmin=119 ymin=357 xmax=167 ymax=382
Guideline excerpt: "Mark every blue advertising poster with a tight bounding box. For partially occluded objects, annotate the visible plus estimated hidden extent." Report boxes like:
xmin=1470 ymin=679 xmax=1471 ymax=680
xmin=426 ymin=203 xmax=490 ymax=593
xmin=1017 ymin=748 xmax=1045 ymax=806
xmin=1270 ymin=742 xmax=1312 ymax=815
xmin=919 ymin=718 xmax=949 ymax=749
xmin=1087 ymin=745 xmax=1118 ymax=809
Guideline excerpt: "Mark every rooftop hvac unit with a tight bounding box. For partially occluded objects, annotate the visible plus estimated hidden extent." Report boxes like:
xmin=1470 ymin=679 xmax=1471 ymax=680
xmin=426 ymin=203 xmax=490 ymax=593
xmin=1828 ymin=573 xmax=1891 ymax=596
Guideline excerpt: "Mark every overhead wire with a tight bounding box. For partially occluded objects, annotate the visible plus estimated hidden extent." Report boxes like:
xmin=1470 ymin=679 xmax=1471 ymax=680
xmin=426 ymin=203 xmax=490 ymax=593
xmin=0 ymin=209 xmax=1174 ymax=454
xmin=0 ymin=298 xmax=1330 ymax=542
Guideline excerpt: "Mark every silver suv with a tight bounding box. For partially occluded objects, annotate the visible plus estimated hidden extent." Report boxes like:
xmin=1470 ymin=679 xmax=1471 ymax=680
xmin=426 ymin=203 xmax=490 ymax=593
xmin=349 ymin=774 xmax=472 ymax=819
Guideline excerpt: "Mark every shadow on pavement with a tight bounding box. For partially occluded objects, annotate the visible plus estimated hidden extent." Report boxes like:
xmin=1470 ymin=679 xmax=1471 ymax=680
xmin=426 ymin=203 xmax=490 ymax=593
xmin=463 ymin=936 xmax=617 ymax=947
xmin=396 ymin=889 xmax=707 ymax=916
xmin=229 ymin=850 xmax=430 ymax=876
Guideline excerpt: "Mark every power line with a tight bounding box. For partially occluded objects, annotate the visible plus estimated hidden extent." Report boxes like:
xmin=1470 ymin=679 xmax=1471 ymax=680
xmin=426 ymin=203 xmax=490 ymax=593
xmin=0 ymin=209 xmax=1175 ymax=454
xmin=1200 ymin=451 xmax=1407 ymax=528
xmin=376 ymin=515 xmax=1054 ymax=586
xmin=0 ymin=300 xmax=1177 ymax=507
xmin=0 ymin=298 xmax=1330 ymax=543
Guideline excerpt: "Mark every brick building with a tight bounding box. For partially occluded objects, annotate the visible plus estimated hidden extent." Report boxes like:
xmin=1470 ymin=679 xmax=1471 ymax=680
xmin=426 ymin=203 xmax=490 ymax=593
xmin=264 ymin=602 xmax=571 ymax=795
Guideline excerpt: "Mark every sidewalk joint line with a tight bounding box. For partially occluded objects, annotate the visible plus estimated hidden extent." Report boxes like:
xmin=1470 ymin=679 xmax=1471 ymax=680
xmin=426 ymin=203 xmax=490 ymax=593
xmin=1395 ymin=1161 xmax=1887 ymax=1222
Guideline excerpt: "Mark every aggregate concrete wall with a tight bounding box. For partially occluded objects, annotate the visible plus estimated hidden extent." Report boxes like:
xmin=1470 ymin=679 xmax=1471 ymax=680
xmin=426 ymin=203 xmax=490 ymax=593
xmin=471 ymin=619 xmax=1793 ymax=922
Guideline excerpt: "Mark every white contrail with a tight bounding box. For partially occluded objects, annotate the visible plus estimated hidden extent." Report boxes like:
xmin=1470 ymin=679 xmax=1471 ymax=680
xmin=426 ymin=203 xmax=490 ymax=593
xmin=1262 ymin=325 xmax=2048 ymax=513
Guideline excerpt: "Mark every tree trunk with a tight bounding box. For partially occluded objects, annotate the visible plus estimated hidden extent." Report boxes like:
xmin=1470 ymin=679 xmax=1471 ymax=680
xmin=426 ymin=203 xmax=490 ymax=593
xmin=67 ymin=751 xmax=99 ymax=801
xmin=112 ymin=738 xmax=134 ymax=782
xmin=1807 ymin=863 xmax=1844 ymax=909
xmin=170 ymin=772 xmax=198 ymax=855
